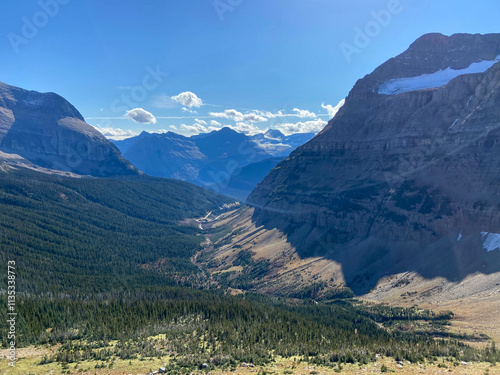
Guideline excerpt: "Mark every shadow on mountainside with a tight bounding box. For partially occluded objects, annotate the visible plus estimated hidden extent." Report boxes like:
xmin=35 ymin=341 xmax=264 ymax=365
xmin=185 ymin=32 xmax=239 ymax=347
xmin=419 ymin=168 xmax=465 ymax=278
xmin=251 ymin=210 xmax=500 ymax=295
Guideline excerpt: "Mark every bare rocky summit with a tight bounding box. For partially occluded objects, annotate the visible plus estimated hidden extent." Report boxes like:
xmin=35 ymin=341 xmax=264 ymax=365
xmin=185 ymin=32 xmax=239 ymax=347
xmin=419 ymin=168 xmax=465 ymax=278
xmin=0 ymin=81 xmax=137 ymax=177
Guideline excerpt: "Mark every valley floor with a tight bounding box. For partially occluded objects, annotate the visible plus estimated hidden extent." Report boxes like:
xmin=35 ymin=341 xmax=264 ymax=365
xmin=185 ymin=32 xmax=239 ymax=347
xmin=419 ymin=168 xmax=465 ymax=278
xmin=195 ymin=207 xmax=500 ymax=344
xmin=363 ymin=272 xmax=500 ymax=344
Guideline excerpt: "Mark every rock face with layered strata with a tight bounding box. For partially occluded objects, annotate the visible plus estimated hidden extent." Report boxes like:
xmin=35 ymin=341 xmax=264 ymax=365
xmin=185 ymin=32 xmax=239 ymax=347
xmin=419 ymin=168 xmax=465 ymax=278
xmin=248 ymin=33 xmax=500 ymax=291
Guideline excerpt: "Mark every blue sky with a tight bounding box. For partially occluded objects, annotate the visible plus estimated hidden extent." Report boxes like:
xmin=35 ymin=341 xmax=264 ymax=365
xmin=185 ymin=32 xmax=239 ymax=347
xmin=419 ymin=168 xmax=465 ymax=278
xmin=1 ymin=0 xmax=499 ymax=138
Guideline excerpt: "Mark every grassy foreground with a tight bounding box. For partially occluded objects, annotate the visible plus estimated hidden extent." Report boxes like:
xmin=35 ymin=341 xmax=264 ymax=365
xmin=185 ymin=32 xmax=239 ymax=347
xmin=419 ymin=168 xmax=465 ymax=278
xmin=1 ymin=348 xmax=499 ymax=375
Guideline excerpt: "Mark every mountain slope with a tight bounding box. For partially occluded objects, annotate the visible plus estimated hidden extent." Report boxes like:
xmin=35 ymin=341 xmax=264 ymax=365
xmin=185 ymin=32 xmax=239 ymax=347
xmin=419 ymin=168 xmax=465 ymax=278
xmin=119 ymin=131 xmax=206 ymax=181
xmin=115 ymin=127 xmax=271 ymax=187
xmin=0 ymin=167 xmax=233 ymax=294
xmin=212 ymin=156 xmax=286 ymax=200
xmin=191 ymin=127 xmax=272 ymax=185
xmin=114 ymin=127 xmax=315 ymax=199
xmin=250 ymin=129 xmax=316 ymax=157
xmin=248 ymin=33 xmax=500 ymax=294
xmin=0 ymin=81 xmax=137 ymax=177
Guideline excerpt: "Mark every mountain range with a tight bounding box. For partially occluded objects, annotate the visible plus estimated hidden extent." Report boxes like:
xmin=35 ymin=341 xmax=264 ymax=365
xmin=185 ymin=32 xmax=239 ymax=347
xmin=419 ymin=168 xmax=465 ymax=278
xmin=1 ymin=32 xmax=500 ymax=367
xmin=112 ymin=128 xmax=315 ymax=199
xmin=3 ymin=33 xmax=500 ymax=303
xmin=0 ymin=80 xmax=314 ymax=200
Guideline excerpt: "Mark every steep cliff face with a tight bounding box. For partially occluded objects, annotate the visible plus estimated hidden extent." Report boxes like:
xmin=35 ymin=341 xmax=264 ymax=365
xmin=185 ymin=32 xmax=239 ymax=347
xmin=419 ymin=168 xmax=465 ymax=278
xmin=0 ymin=81 xmax=137 ymax=176
xmin=248 ymin=33 xmax=500 ymax=290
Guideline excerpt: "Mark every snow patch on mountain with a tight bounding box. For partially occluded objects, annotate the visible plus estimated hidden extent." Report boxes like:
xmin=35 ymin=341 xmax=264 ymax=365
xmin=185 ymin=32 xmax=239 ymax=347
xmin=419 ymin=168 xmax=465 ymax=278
xmin=481 ymin=232 xmax=500 ymax=252
xmin=378 ymin=55 xmax=500 ymax=95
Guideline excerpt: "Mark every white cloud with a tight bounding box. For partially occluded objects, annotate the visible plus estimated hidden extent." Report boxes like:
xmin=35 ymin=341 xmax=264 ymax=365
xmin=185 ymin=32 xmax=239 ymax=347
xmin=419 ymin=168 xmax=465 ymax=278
xmin=179 ymin=117 xmax=223 ymax=134
xmin=210 ymin=109 xmax=240 ymax=119
xmin=169 ymin=125 xmax=178 ymax=130
xmin=92 ymin=125 xmax=138 ymax=140
xmin=292 ymin=108 xmax=317 ymax=118
xmin=209 ymin=109 xmax=267 ymax=122
xmin=180 ymin=123 xmax=208 ymax=133
xmin=172 ymin=91 xmax=203 ymax=108
xmin=210 ymin=120 xmax=222 ymax=126
xmin=231 ymin=122 xmax=262 ymax=135
xmin=194 ymin=118 xmax=207 ymax=126
xmin=321 ymin=99 xmax=345 ymax=118
xmin=275 ymin=119 xmax=327 ymax=136
xmin=242 ymin=113 xmax=267 ymax=122
xmin=258 ymin=110 xmax=284 ymax=118
xmin=125 ymin=108 xmax=157 ymax=124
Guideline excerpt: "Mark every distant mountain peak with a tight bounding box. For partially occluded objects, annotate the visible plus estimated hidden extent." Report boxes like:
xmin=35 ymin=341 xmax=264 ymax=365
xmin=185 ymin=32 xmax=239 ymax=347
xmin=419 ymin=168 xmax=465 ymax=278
xmin=264 ymin=129 xmax=284 ymax=140
xmin=218 ymin=126 xmax=238 ymax=134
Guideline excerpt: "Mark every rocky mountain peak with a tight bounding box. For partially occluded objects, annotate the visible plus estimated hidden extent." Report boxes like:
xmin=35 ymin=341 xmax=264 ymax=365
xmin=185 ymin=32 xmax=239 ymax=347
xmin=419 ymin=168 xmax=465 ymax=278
xmin=0 ymin=81 xmax=138 ymax=177
xmin=264 ymin=129 xmax=285 ymax=140
xmin=347 ymin=32 xmax=500 ymax=101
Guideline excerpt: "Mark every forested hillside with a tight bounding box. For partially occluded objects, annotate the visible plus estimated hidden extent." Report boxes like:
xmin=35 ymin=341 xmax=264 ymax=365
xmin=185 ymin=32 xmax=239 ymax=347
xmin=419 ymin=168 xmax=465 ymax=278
xmin=2 ymin=289 xmax=499 ymax=374
xmin=0 ymin=167 xmax=232 ymax=293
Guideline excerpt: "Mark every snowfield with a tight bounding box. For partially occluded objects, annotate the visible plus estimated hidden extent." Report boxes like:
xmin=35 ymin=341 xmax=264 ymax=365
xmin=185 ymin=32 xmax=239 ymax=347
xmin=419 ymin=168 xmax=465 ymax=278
xmin=481 ymin=232 xmax=500 ymax=252
xmin=378 ymin=55 xmax=500 ymax=95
